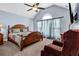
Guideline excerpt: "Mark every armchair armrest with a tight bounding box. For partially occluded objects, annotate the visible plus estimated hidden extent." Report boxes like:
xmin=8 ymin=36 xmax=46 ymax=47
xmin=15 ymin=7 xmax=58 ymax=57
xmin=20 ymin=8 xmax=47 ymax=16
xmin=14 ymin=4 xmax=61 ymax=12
xmin=53 ymin=40 xmax=63 ymax=47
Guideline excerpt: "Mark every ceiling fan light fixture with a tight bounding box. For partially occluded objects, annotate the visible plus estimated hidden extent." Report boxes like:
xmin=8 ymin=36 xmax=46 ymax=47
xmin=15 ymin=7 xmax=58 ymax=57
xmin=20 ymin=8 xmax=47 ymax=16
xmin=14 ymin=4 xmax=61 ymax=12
xmin=24 ymin=3 xmax=45 ymax=12
xmin=32 ymin=7 xmax=38 ymax=11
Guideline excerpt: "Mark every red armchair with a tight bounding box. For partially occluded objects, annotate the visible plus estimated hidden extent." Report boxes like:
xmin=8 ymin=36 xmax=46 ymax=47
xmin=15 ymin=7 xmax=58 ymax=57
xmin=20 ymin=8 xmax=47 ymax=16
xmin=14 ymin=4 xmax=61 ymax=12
xmin=41 ymin=30 xmax=79 ymax=56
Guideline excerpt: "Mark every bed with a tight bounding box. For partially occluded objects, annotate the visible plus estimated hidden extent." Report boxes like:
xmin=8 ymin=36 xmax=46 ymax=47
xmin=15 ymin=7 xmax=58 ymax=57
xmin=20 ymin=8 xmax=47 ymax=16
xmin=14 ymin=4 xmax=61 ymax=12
xmin=8 ymin=24 xmax=43 ymax=51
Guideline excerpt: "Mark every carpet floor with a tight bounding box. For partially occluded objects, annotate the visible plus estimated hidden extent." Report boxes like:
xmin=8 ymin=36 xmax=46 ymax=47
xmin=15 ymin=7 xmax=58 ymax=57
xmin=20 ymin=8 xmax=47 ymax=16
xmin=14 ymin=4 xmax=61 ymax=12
xmin=0 ymin=39 xmax=53 ymax=56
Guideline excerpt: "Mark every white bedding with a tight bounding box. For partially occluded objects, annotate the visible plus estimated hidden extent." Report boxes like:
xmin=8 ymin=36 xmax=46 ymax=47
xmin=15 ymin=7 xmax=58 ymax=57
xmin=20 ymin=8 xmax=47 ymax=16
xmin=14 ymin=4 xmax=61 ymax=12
xmin=12 ymin=31 xmax=31 ymax=46
xmin=21 ymin=31 xmax=31 ymax=36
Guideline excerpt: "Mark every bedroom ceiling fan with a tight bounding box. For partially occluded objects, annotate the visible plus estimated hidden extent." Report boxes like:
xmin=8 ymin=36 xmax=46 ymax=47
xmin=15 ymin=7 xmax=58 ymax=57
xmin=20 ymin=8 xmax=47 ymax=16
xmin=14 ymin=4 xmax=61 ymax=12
xmin=24 ymin=3 xmax=45 ymax=12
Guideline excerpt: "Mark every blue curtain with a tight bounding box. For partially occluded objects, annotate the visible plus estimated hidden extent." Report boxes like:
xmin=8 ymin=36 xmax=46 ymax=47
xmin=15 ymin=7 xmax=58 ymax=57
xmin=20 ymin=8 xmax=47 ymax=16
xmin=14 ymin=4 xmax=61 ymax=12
xmin=37 ymin=19 xmax=60 ymax=39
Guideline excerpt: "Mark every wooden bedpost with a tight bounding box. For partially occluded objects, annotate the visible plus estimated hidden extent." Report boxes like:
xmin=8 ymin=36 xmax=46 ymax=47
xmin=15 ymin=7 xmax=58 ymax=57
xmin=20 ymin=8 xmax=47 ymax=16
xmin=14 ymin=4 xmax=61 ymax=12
xmin=7 ymin=25 xmax=10 ymax=41
xmin=20 ymin=35 xmax=24 ymax=51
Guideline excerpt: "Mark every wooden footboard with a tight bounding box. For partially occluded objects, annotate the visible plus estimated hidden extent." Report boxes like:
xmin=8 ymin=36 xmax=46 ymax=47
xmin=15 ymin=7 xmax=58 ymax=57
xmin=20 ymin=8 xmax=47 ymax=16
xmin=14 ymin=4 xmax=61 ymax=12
xmin=8 ymin=31 xmax=43 ymax=51
xmin=20 ymin=32 xmax=43 ymax=51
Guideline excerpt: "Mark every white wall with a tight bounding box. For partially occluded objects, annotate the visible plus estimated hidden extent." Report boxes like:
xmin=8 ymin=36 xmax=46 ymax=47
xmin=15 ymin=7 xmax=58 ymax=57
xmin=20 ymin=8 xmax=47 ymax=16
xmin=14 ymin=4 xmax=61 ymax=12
xmin=0 ymin=10 xmax=33 ymax=41
xmin=75 ymin=3 xmax=79 ymax=21
xmin=33 ymin=5 xmax=70 ymax=34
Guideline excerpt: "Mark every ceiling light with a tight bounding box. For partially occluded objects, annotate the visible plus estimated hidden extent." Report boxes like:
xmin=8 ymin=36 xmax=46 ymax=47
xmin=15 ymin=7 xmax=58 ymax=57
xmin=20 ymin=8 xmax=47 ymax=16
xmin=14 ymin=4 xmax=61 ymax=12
xmin=32 ymin=7 xmax=38 ymax=11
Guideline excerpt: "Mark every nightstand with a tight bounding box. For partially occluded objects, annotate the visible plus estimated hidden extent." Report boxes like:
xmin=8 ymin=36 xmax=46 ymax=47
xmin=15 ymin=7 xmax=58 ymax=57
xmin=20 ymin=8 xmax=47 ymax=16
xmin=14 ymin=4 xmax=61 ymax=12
xmin=0 ymin=33 xmax=3 ymax=45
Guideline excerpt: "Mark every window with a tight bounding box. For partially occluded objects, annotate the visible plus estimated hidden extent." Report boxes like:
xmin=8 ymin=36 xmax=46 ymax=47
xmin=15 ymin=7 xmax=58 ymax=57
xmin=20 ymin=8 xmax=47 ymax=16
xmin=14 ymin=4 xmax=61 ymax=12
xmin=42 ymin=14 xmax=52 ymax=20
xmin=37 ymin=14 xmax=61 ymax=40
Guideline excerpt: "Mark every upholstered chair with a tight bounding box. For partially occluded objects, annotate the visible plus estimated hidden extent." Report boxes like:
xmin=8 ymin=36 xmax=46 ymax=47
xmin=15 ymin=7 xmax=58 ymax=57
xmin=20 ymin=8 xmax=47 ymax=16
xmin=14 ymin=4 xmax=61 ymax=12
xmin=41 ymin=30 xmax=79 ymax=56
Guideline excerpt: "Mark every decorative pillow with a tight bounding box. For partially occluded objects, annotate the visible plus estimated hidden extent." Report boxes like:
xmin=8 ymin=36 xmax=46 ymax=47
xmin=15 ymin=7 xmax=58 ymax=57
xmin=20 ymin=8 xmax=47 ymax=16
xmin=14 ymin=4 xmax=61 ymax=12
xmin=12 ymin=29 xmax=20 ymax=33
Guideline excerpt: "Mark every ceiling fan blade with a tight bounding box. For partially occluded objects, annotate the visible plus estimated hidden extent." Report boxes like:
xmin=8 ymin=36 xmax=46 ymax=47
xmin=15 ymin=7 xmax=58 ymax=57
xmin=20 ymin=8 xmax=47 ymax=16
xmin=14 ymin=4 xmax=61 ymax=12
xmin=38 ymin=7 xmax=45 ymax=9
xmin=27 ymin=8 xmax=32 ymax=11
xmin=32 ymin=3 xmax=39 ymax=7
xmin=24 ymin=3 xmax=32 ymax=7
xmin=36 ymin=3 xmax=39 ymax=6
xmin=33 ymin=4 xmax=35 ymax=7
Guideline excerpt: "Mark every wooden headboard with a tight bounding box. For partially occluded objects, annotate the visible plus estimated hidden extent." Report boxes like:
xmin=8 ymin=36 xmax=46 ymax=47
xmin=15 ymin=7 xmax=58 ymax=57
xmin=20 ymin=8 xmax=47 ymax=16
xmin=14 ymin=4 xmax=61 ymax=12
xmin=8 ymin=24 xmax=29 ymax=32
xmin=11 ymin=24 xmax=27 ymax=29
xmin=8 ymin=24 xmax=29 ymax=40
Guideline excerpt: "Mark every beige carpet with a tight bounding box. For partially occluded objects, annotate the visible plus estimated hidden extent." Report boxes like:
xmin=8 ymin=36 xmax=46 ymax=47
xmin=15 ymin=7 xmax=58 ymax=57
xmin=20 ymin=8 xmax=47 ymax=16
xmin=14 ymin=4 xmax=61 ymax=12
xmin=0 ymin=38 xmax=53 ymax=56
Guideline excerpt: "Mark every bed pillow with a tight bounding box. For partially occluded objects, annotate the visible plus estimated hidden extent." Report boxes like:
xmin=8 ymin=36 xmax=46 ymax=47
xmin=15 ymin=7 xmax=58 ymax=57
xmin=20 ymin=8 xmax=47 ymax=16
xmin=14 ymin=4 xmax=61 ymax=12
xmin=12 ymin=29 xmax=20 ymax=33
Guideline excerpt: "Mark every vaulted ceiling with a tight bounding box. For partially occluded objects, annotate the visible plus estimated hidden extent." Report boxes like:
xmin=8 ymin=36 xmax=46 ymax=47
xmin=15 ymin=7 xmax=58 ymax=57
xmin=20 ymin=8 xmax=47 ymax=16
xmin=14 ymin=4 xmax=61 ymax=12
xmin=0 ymin=3 xmax=77 ymax=19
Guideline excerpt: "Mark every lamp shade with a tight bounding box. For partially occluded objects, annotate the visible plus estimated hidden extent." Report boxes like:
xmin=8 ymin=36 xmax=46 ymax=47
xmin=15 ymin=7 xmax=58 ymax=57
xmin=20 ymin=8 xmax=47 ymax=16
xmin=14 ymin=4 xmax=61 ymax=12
xmin=0 ymin=24 xmax=3 ymax=28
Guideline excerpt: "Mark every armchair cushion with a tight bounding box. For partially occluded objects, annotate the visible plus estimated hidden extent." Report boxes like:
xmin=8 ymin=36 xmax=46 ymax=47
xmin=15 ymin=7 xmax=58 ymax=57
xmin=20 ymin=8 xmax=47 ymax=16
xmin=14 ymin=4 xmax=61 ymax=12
xmin=53 ymin=40 xmax=63 ymax=47
xmin=44 ymin=43 xmax=63 ymax=55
